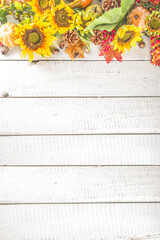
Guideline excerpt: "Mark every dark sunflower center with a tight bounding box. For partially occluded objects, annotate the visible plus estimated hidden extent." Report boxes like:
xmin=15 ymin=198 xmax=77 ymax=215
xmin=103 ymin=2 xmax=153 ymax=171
xmin=28 ymin=32 xmax=40 ymax=45
xmin=55 ymin=9 xmax=71 ymax=27
xmin=38 ymin=0 xmax=50 ymax=12
xmin=23 ymin=27 xmax=44 ymax=50
xmin=118 ymin=31 xmax=134 ymax=44
xmin=150 ymin=17 xmax=160 ymax=30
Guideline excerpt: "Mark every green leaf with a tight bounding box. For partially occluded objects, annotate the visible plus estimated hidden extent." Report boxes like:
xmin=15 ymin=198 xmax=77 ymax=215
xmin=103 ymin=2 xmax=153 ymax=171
xmin=23 ymin=5 xmax=32 ymax=12
xmin=10 ymin=4 xmax=16 ymax=11
xmin=14 ymin=1 xmax=22 ymax=10
xmin=115 ymin=14 xmax=127 ymax=31
xmin=0 ymin=9 xmax=3 ymax=17
xmin=78 ymin=32 xmax=91 ymax=50
xmin=93 ymin=23 xmax=118 ymax=32
xmin=0 ymin=10 xmax=7 ymax=18
xmin=1 ymin=16 xmax=7 ymax=24
xmin=121 ymin=0 xmax=134 ymax=14
xmin=85 ymin=7 xmax=121 ymax=31
xmin=85 ymin=0 xmax=134 ymax=32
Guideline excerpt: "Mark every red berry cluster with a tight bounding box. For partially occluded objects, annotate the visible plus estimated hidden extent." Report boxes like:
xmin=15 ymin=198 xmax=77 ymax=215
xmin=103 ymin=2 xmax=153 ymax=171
xmin=117 ymin=0 xmax=121 ymax=6
xmin=151 ymin=35 xmax=160 ymax=48
xmin=150 ymin=34 xmax=160 ymax=52
xmin=150 ymin=35 xmax=160 ymax=62
xmin=102 ymin=30 xmax=115 ymax=44
xmin=102 ymin=30 xmax=116 ymax=52
xmin=133 ymin=0 xmax=160 ymax=10
xmin=148 ymin=0 xmax=159 ymax=6
xmin=101 ymin=30 xmax=116 ymax=52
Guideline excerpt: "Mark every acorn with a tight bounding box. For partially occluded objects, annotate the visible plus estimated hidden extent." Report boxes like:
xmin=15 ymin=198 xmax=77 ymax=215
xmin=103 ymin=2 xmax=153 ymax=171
xmin=59 ymin=41 xmax=65 ymax=49
xmin=138 ymin=42 xmax=146 ymax=48
xmin=1 ymin=45 xmax=9 ymax=55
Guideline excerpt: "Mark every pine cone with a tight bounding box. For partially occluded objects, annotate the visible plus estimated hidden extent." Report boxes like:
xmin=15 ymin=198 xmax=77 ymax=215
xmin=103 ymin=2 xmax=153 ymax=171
xmin=90 ymin=30 xmax=104 ymax=45
xmin=63 ymin=31 xmax=79 ymax=45
xmin=102 ymin=0 xmax=118 ymax=12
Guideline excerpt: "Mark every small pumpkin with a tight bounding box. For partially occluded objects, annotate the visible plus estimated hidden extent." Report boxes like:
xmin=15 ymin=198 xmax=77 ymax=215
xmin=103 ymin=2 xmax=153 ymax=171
xmin=127 ymin=6 xmax=150 ymax=31
xmin=68 ymin=0 xmax=93 ymax=9
xmin=0 ymin=23 xmax=18 ymax=48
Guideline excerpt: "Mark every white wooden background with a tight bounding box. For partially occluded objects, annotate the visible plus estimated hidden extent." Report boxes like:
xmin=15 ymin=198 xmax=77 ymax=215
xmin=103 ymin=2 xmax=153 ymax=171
xmin=0 ymin=35 xmax=160 ymax=240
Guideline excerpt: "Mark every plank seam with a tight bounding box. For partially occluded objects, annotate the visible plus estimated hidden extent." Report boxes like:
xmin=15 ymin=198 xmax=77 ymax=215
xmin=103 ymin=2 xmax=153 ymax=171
xmin=1 ymin=202 xmax=160 ymax=205
xmin=1 ymin=133 xmax=160 ymax=136
xmin=1 ymin=96 xmax=160 ymax=99
xmin=1 ymin=165 xmax=160 ymax=167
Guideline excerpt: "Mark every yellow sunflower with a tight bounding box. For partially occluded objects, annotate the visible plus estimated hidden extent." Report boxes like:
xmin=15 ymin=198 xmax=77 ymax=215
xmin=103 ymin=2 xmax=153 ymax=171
xmin=146 ymin=11 xmax=160 ymax=36
xmin=113 ymin=25 xmax=142 ymax=54
xmin=48 ymin=0 xmax=74 ymax=34
xmin=15 ymin=15 xmax=57 ymax=62
xmin=28 ymin=0 xmax=53 ymax=15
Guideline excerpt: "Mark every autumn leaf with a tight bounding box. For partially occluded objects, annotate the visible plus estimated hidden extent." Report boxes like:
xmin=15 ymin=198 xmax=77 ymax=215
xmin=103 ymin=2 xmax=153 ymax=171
xmin=99 ymin=43 xmax=122 ymax=64
xmin=65 ymin=40 xmax=86 ymax=60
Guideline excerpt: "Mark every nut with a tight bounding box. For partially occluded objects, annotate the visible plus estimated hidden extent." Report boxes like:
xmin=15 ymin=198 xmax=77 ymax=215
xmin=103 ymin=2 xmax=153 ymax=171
xmin=1 ymin=46 xmax=9 ymax=55
xmin=83 ymin=46 xmax=90 ymax=53
xmin=138 ymin=42 xmax=146 ymax=49
xmin=2 ymin=91 xmax=9 ymax=97
xmin=59 ymin=41 xmax=65 ymax=49
xmin=50 ymin=46 xmax=60 ymax=55
xmin=73 ymin=52 xmax=80 ymax=58
xmin=53 ymin=49 xmax=60 ymax=55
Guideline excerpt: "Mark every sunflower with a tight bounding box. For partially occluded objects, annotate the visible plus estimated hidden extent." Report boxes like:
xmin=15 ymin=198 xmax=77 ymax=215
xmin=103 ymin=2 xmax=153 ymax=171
xmin=28 ymin=0 xmax=53 ymax=15
xmin=112 ymin=25 xmax=142 ymax=53
xmin=70 ymin=10 xmax=95 ymax=35
xmin=15 ymin=15 xmax=56 ymax=62
xmin=48 ymin=1 xmax=74 ymax=34
xmin=146 ymin=11 xmax=160 ymax=36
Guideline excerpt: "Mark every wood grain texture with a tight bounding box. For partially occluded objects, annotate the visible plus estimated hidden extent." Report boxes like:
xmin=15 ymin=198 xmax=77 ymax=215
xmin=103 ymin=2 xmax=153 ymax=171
xmin=0 ymin=36 xmax=151 ymax=61
xmin=0 ymin=167 xmax=160 ymax=203
xmin=0 ymin=98 xmax=160 ymax=135
xmin=0 ymin=204 xmax=160 ymax=240
xmin=1 ymin=135 xmax=160 ymax=165
xmin=0 ymin=61 xmax=160 ymax=97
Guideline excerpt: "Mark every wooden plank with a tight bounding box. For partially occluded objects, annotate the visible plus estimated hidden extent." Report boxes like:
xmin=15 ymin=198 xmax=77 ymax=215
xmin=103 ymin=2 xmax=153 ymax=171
xmin=0 ymin=135 xmax=160 ymax=166
xmin=0 ymin=204 xmax=160 ymax=239
xmin=0 ymin=36 xmax=151 ymax=61
xmin=0 ymin=167 xmax=159 ymax=203
xmin=0 ymin=98 xmax=160 ymax=135
xmin=0 ymin=61 xmax=160 ymax=97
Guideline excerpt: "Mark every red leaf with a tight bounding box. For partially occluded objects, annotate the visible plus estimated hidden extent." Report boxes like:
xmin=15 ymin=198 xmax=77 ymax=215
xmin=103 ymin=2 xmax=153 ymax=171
xmin=99 ymin=43 xmax=122 ymax=64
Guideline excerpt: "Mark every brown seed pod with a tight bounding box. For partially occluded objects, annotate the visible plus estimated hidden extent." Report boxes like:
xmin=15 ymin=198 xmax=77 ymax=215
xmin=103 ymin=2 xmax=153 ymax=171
xmin=138 ymin=42 xmax=146 ymax=48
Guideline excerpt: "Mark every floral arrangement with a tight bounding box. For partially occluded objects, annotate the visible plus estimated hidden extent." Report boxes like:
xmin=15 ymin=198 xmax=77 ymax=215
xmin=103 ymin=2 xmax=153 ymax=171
xmin=0 ymin=0 xmax=159 ymax=66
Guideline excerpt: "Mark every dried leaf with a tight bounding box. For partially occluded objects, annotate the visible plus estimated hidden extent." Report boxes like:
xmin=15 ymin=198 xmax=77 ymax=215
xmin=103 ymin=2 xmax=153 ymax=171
xmin=65 ymin=40 xmax=86 ymax=60
xmin=100 ymin=44 xmax=122 ymax=63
